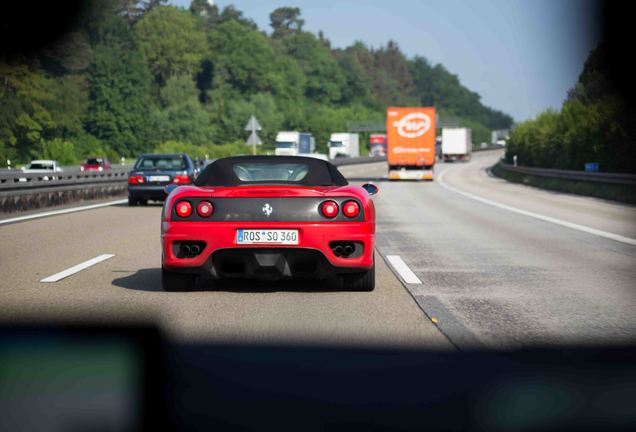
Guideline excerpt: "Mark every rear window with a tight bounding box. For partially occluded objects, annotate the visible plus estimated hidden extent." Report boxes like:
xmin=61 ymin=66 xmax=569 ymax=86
xmin=28 ymin=163 xmax=53 ymax=169
xmin=135 ymin=156 xmax=186 ymax=170
xmin=232 ymin=163 xmax=309 ymax=182
xmin=195 ymin=156 xmax=348 ymax=187
xmin=86 ymin=158 xmax=103 ymax=165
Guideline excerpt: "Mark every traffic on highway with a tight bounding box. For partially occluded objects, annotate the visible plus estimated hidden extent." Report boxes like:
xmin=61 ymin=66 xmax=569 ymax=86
xmin=1 ymin=1 xmax=635 ymax=431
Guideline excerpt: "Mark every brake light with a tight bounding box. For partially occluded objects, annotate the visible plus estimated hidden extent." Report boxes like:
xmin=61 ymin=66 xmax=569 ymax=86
xmin=173 ymin=175 xmax=191 ymax=184
xmin=342 ymin=201 xmax=360 ymax=218
xmin=196 ymin=201 xmax=214 ymax=217
xmin=128 ymin=175 xmax=144 ymax=184
xmin=175 ymin=201 xmax=192 ymax=218
xmin=320 ymin=200 xmax=339 ymax=218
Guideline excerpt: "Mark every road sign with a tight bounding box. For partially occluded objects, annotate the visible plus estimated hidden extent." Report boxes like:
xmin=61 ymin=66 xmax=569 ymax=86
xmin=245 ymin=115 xmax=262 ymax=131
xmin=245 ymin=115 xmax=262 ymax=154
xmin=585 ymin=162 xmax=599 ymax=172
xmin=246 ymin=131 xmax=262 ymax=146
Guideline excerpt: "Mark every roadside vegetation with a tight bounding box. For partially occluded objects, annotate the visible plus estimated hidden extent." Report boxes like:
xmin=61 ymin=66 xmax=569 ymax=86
xmin=0 ymin=0 xmax=512 ymax=165
xmin=505 ymin=45 xmax=636 ymax=174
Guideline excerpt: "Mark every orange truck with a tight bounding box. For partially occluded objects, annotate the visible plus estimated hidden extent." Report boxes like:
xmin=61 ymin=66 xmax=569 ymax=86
xmin=386 ymin=107 xmax=436 ymax=180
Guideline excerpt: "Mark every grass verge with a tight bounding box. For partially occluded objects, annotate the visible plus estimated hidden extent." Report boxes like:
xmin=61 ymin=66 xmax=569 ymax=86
xmin=490 ymin=163 xmax=636 ymax=205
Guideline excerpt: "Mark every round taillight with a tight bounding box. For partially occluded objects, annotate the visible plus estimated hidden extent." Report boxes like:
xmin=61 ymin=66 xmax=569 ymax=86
xmin=175 ymin=201 xmax=192 ymax=218
xmin=196 ymin=201 xmax=214 ymax=217
xmin=320 ymin=200 xmax=339 ymax=218
xmin=342 ymin=200 xmax=360 ymax=218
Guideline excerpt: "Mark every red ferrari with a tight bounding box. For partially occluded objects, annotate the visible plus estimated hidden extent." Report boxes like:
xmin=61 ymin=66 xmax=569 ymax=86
xmin=161 ymin=156 xmax=378 ymax=292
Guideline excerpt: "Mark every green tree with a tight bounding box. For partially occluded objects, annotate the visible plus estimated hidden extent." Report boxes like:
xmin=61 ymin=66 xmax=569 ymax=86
xmin=218 ymin=5 xmax=257 ymax=29
xmin=283 ymin=32 xmax=345 ymax=103
xmin=85 ymin=17 xmax=156 ymax=156
xmin=134 ymin=6 xmax=206 ymax=84
xmin=333 ymin=48 xmax=371 ymax=104
xmin=270 ymin=7 xmax=304 ymax=38
xmin=32 ymin=138 xmax=77 ymax=164
xmin=157 ymin=74 xmax=215 ymax=144
xmin=43 ymin=74 xmax=89 ymax=140
xmin=0 ymin=61 xmax=56 ymax=162
xmin=508 ymin=44 xmax=635 ymax=173
xmin=208 ymin=20 xmax=277 ymax=93
xmin=190 ymin=0 xmax=220 ymax=29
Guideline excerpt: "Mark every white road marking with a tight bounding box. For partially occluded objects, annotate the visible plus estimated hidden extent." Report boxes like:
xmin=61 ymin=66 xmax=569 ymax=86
xmin=438 ymin=169 xmax=636 ymax=246
xmin=0 ymin=199 xmax=128 ymax=226
xmin=40 ymin=254 xmax=115 ymax=283
xmin=386 ymin=255 xmax=422 ymax=284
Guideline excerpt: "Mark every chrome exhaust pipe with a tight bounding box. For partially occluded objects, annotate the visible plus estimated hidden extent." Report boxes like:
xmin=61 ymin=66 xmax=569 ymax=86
xmin=180 ymin=244 xmax=191 ymax=256
xmin=333 ymin=245 xmax=344 ymax=256
xmin=190 ymin=244 xmax=201 ymax=255
xmin=343 ymin=245 xmax=354 ymax=256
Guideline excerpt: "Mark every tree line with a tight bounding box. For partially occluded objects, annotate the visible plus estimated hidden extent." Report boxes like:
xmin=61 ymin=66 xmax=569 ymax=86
xmin=506 ymin=44 xmax=636 ymax=173
xmin=0 ymin=0 xmax=513 ymax=165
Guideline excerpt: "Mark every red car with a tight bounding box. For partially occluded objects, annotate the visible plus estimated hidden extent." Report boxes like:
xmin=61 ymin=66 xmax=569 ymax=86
xmin=161 ymin=156 xmax=378 ymax=292
xmin=81 ymin=157 xmax=111 ymax=172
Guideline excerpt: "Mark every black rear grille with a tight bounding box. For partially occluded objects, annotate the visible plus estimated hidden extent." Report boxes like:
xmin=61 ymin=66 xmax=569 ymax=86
xmin=212 ymin=248 xmax=329 ymax=279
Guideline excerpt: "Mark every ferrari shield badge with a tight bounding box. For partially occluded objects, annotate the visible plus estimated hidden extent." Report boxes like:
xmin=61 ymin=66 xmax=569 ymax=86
xmin=262 ymin=203 xmax=273 ymax=217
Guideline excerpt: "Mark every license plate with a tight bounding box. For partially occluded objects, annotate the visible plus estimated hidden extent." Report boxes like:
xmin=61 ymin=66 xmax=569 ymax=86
xmin=236 ymin=229 xmax=299 ymax=245
xmin=148 ymin=175 xmax=170 ymax=182
xmin=400 ymin=170 xmax=423 ymax=179
xmin=390 ymin=170 xmax=426 ymax=180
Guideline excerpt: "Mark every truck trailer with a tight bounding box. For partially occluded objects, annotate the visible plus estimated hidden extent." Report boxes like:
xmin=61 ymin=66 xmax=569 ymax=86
xmin=368 ymin=134 xmax=387 ymax=156
xmin=275 ymin=132 xmax=315 ymax=156
xmin=441 ymin=128 xmax=472 ymax=162
xmin=328 ymin=133 xmax=359 ymax=159
xmin=386 ymin=107 xmax=436 ymax=180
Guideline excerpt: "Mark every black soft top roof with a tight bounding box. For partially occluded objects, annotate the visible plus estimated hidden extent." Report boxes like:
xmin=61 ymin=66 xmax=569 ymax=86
xmin=194 ymin=155 xmax=348 ymax=187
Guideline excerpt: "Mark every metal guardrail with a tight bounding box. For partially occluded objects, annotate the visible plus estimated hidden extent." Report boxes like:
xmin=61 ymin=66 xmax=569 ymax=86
xmin=0 ymin=167 xmax=131 ymax=192
xmin=473 ymin=145 xmax=505 ymax=152
xmin=498 ymin=162 xmax=636 ymax=186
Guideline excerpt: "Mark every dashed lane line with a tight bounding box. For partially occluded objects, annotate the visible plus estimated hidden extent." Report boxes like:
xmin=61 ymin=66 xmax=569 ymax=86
xmin=40 ymin=254 xmax=115 ymax=283
xmin=385 ymin=255 xmax=422 ymax=284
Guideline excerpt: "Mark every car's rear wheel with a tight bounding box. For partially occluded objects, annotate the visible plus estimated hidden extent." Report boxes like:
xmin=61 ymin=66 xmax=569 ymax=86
xmin=162 ymin=268 xmax=195 ymax=292
xmin=341 ymin=262 xmax=375 ymax=292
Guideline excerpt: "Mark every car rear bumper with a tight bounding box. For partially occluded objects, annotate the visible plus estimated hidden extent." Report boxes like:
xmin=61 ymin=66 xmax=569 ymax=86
xmin=161 ymin=221 xmax=375 ymax=278
xmin=129 ymin=185 xmax=167 ymax=201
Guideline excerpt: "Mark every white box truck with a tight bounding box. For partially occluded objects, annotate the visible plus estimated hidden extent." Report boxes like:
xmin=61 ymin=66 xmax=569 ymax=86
xmin=275 ymin=132 xmax=315 ymax=156
xmin=328 ymin=133 xmax=359 ymax=159
xmin=441 ymin=128 xmax=472 ymax=162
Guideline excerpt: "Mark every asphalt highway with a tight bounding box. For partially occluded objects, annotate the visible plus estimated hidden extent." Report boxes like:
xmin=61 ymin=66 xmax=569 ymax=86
xmin=1 ymin=150 xmax=634 ymax=350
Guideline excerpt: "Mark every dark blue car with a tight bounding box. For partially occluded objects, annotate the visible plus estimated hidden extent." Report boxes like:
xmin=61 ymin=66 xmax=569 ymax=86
xmin=128 ymin=153 xmax=200 ymax=206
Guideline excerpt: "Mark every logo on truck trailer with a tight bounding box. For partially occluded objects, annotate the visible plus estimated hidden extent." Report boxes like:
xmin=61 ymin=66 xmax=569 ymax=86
xmin=392 ymin=112 xmax=432 ymax=138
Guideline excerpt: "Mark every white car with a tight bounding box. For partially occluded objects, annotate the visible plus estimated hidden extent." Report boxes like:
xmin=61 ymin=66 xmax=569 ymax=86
xmin=21 ymin=160 xmax=63 ymax=173
xmin=20 ymin=160 xmax=63 ymax=181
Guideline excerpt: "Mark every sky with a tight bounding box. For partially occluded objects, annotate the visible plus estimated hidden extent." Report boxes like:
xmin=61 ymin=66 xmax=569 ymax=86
xmin=171 ymin=0 xmax=601 ymax=122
